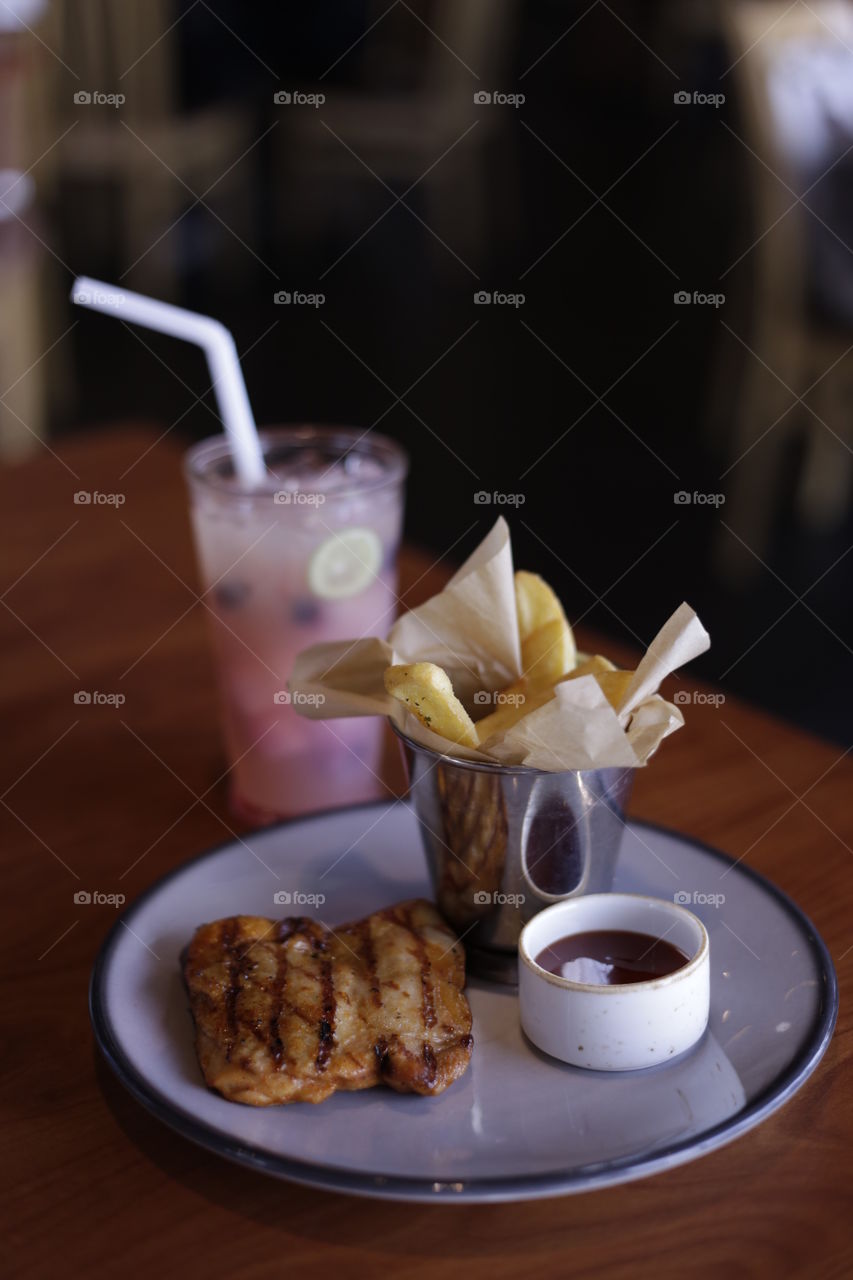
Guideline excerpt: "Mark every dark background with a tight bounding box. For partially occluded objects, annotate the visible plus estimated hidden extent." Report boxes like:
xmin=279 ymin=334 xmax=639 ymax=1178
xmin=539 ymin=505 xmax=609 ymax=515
xmin=16 ymin=0 xmax=853 ymax=741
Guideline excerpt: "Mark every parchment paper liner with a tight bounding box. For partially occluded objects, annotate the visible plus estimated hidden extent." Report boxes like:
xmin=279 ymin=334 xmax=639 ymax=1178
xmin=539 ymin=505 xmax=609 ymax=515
xmin=290 ymin=518 xmax=710 ymax=770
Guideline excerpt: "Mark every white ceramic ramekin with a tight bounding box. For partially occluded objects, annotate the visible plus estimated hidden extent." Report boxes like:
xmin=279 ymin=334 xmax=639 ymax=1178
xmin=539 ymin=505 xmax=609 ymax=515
xmin=518 ymin=893 xmax=710 ymax=1071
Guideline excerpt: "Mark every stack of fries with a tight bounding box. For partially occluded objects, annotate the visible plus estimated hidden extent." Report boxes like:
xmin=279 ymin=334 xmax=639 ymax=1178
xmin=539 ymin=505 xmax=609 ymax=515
xmin=385 ymin=572 xmax=633 ymax=752
xmin=290 ymin=519 xmax=710 ymax=771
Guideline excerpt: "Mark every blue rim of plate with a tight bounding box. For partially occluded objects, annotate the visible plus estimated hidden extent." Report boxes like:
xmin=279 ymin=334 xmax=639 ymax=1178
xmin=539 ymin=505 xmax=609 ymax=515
xmin=89 ymin=804 xmax=839 ymax=1202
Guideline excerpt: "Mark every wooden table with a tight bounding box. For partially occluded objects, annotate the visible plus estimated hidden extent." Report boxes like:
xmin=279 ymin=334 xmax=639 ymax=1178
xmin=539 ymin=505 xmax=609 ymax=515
xmin=3 ymin=428 xmax=850 ymax=1279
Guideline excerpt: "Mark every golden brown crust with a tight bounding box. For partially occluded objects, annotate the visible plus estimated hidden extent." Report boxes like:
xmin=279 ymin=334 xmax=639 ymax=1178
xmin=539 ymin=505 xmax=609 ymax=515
xmin=182 ymin=898 xmax=473 ymax=1105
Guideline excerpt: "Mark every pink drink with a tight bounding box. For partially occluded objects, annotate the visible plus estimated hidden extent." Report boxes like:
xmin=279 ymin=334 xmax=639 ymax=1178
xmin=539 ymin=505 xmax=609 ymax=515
xmin=185 ymin=427 xmax=407 ymax=821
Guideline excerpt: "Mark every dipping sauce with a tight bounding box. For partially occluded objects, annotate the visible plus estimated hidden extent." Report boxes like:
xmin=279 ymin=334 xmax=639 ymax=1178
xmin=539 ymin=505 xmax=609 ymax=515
xmin=535 ymin=930 xmax=689 ymax=986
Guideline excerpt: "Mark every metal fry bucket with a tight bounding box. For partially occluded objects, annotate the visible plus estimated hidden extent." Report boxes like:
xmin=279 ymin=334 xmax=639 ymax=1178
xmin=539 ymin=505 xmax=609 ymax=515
xmin=393 ymin=724 xmax=634 ymax=983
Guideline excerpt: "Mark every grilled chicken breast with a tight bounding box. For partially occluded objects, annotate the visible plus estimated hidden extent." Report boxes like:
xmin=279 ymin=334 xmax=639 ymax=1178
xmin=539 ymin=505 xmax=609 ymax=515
xmin=183 ymin=898 xmax=473 ymax=1105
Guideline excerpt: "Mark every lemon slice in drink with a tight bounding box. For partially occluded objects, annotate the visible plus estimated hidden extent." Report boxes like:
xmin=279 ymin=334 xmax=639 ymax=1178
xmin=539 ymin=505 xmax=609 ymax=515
xmin=308 ymin=527 xmax=383 ymax=599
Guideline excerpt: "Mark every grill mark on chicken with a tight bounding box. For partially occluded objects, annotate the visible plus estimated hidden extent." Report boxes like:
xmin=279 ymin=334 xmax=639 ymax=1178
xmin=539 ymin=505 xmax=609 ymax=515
xmin=183 ymin=899 xmax=473 ymax=1105
xmin=404 ymin=905 xmax=437 ymax=1085
xmin=268 ymin=943 xmax=288 ymax=1068
xmin=222 ymin=918 xmax=239 ymax=1061
xmin=413 ymin=929 xmax=436 ymax=1031
xmin=315 ymin=942 xmax=336 ymax=1072
xmin=374 ymin=1036 xmax=390 ymax=1077
xmin=422 ymin=1043 xmax=437 ymax=1090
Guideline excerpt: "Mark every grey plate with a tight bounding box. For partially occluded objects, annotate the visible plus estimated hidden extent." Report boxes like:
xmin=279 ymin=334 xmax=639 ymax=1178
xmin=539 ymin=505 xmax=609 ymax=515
xmin=90 ymin=803 xmax=837 ymax=1203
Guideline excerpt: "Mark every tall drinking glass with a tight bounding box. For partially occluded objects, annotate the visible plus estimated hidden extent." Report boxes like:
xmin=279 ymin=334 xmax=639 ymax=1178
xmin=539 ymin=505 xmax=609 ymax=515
xmin=185 ymin=426 xmax=407 ymax=821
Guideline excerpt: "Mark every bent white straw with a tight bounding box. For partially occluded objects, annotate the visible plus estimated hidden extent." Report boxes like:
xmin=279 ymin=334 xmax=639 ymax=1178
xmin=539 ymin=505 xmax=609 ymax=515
xmin=71 ymin=277 xmax=265 ymax=487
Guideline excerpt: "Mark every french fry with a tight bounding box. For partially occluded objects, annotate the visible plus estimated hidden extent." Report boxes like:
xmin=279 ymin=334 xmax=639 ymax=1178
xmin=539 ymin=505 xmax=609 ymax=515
xmin=561 ymin=654 xmax=633 ymax=711
xmin=522 ymin=617 xmax=576 ymax=684
xmin=566 ymin=654 xmax=616 ymax=679
xmin=515 ymin=570 xmax=576 ymax=680
xmin=474 ymin=676 xmax=555 ymax=744
xmin=385 ymin=583 xmax=627 ymax=753
xmin=594 ymin=669 xmax=634 ymax=711
xmin=476 ymin=654 xmax=634 ymax=745
xmin=384 ymin=662 xmax=479 ymax=748
xmin=514 ymin=571 xmax=564 ymax=637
